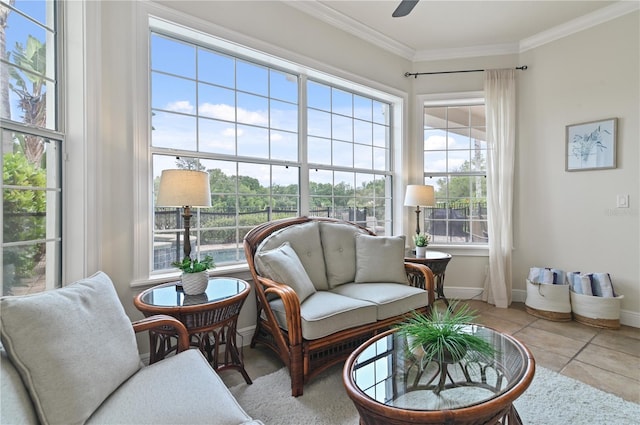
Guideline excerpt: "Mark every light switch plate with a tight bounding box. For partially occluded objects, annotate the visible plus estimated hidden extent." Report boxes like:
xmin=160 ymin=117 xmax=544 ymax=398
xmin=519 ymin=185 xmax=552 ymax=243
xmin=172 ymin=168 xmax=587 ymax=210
xmin=617 ymin=194 xmax=629 ymax=208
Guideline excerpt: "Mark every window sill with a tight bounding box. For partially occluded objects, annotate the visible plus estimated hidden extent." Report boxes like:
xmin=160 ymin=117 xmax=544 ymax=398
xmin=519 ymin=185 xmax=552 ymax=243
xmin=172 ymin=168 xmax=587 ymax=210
xmin=427 ymin=245 xmax=489 ymax=257
xmin=130 ymin=263 xmax=252 ymax=289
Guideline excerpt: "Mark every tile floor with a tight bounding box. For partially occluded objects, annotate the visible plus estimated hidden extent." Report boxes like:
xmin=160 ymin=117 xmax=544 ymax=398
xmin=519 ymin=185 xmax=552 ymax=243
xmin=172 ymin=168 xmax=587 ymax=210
xmin=220 ymin=300 xmax=640 ymax=404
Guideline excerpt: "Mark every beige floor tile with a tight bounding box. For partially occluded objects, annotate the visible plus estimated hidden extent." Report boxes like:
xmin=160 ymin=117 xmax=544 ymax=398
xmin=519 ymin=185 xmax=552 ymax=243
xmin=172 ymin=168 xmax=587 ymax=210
xmin=575 ymin=344 xmax=640 ymax=381
xmin=474 ymin=313 xmax=528 ymax=335
xmin=562 ymin=360 xmax=640 ymax=404
xmin=602 ymin=325 xmax=640 ymax=341
xmin=529 ymin=318 xmax=598 ymax=342
xmin=512 ymin=326 xmax=585 ymax=358
xmin=525 ymin=343 xmax=571 ymax=372
xmin=591 ymin=331 xmax=640 ymax=357
xmin=481 ymin=306 xmax=537 ymax=327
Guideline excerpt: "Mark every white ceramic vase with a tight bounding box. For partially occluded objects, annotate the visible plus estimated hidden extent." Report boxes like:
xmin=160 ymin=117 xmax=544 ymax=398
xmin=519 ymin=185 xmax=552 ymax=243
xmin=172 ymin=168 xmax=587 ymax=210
xmin=415 ymin=246 xmax=428 ymax=258
xmin=181 ymin=271 xmax=209 ymax=295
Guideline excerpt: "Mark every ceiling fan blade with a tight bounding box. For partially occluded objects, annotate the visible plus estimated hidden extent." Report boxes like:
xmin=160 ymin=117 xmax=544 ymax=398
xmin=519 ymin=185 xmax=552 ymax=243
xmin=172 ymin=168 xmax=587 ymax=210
xmin=392 ymin=0 xmax=419 ymax=18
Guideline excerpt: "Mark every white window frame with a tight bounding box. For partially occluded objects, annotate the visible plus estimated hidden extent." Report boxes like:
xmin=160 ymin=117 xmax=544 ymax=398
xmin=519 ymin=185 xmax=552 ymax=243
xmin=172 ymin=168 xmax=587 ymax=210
xmin=417 ymin=92 xmax=488 ymax=257
xmin=131 ymin=2 xmax=406 ymax=285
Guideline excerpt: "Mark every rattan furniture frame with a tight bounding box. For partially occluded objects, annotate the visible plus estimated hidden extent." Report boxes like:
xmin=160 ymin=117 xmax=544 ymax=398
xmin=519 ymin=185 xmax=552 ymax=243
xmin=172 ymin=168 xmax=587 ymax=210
xmin=134 ymin=279 xmax=252 ymax=384
xmin=244 ymin=216 xmax=435 ymax=396
xmin=405 ymin=250 xmax=452 ymax=307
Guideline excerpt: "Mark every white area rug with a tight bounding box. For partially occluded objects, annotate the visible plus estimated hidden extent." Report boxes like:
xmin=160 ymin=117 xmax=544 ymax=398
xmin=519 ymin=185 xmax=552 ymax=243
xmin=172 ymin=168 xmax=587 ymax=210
xmin=230 ymin=364 xmax=640 ymax=425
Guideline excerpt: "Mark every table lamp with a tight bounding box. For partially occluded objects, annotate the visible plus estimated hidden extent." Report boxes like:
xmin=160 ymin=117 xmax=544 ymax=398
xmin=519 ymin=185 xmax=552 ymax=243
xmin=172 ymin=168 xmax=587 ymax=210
xmin=404 ymin=184 xmax=435 ymax=235
xmin=156 ymin=169 xmax=212 ymax=260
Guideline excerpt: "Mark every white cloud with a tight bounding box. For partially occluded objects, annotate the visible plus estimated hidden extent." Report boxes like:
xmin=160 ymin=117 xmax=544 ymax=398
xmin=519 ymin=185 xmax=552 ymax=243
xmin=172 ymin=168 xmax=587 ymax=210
xmin=199 ymin=103 xmax=268 ymax=126
xmin=166 ymin=100 xmax=194 ymax=114
xmin=424 ymin=134 xmax=456 ymax=149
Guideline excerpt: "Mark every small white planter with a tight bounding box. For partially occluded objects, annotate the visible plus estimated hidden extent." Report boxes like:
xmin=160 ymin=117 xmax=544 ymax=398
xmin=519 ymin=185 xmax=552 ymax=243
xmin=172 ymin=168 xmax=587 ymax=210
xmin=415 ymin=246 xmax=428 ymax=258
xmin=181 ymin=271 xmax=209 ymax=295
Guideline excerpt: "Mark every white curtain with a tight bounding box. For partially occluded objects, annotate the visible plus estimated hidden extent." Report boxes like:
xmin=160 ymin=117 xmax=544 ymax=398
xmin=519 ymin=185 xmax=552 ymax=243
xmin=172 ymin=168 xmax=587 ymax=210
xmin=482 ymin=69 xmax=516 ymax=308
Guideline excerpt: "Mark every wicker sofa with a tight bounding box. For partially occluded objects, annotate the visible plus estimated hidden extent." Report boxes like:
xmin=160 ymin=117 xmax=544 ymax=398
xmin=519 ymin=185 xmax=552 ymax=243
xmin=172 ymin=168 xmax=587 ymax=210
xmin=244 ymin=217 xmax=434 ymax=396
xmin=0 ymin=272 xmax=262 ymax=425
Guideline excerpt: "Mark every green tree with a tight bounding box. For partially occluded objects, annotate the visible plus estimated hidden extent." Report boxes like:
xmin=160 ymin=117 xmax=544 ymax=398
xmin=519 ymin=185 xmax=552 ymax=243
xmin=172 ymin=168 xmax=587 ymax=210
xmin=9 ymin=35 xmax=47 ymax=166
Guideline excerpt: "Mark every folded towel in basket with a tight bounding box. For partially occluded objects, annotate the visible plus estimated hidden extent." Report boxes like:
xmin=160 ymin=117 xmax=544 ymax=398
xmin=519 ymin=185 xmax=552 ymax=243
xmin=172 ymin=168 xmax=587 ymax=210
xmin=591 ymin=273 xmax=616 ymax=298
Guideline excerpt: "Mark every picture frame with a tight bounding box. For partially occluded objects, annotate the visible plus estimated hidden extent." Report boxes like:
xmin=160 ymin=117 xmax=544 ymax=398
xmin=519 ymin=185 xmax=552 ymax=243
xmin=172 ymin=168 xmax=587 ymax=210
xmin=566 ymin=118 xmax=617 ymax=171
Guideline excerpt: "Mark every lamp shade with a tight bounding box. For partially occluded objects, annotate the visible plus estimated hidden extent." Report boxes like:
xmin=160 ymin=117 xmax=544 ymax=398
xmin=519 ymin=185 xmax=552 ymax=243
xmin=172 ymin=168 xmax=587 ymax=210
xmin=156 ymin=169 xmax=212 ymax=207
xmin=404 ymin=185 xmax=435 ymax=207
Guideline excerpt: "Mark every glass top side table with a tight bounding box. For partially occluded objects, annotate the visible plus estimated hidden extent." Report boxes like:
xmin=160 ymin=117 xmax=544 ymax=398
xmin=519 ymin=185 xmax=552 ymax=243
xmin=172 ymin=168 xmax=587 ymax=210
xmin=405 ymin=250 xmax=452 ymax=307
xmin=344 ymin=327 xmax=535 ymax=425
xmin=134 ymin=277 xmax=252 ymax=384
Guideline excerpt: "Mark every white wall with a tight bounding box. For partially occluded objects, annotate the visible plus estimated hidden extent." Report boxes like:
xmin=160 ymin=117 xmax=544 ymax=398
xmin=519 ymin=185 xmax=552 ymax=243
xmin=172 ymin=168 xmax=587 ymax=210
xmin=515 ymin=12 xmax=639 ymax=324
xmin=89 ymin=1 xmax=639 ymax=332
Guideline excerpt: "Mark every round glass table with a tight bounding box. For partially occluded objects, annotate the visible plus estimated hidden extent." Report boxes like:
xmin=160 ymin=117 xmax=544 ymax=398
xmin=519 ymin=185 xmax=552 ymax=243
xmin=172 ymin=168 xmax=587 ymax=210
xmin=134 ymin=277 xmax=252 ymax=383
xmin=343 ymin=326 xmax=535 ymax=425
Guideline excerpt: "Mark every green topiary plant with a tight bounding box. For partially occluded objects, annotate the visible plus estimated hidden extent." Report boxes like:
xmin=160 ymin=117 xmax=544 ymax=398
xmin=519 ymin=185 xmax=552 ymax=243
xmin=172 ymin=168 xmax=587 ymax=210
xmin=396 ymin=301 xmax=496 ymax=394
xmin=172 ymin=255 xmax=215 ymax=273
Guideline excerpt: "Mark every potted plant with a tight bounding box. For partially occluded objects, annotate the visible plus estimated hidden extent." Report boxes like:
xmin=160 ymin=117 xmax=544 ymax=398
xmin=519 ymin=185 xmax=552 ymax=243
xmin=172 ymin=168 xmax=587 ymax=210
xmin=396 ymin=301 xmax=496 ymax=394
xmin=172 ymin=255 xmax=215 ymax=295
xmin=412 ymin=233 xmax=429 ymax=258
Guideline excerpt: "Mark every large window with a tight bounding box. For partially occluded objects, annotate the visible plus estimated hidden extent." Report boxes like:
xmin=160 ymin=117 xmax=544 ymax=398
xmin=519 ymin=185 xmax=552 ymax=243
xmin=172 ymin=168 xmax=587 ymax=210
xmin=423 ymin=98 xmax=488 ymax=245
xmin=149 ymin=24 xmax=396 ymax=273
xmin=1 ymin=0 xmax=62 ymax=295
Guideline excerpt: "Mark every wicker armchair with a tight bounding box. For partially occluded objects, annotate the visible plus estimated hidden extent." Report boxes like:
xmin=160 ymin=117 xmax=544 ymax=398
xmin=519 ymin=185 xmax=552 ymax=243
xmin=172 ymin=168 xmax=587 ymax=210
xmin=244 ymin=217 xmax=434 ymax=396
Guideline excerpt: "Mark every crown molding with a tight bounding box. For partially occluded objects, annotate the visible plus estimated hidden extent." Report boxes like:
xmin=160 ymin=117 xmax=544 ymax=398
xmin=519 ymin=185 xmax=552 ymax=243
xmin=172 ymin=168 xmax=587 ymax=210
xmin=413 ymin=43 xmax=520 ymax=62
xmin=284 ymin=0 xmax=415 ymax=60
xmin=284 ymin=0 xmax=639 ymax=63
xmin=520 ymin=0 xmax=640 ymax=52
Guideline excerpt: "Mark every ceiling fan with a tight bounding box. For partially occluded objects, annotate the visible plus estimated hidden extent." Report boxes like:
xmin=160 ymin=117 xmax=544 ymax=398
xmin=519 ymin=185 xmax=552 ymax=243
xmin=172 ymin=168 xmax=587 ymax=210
xmin=392 ymin=0 xmax=419 ymax=18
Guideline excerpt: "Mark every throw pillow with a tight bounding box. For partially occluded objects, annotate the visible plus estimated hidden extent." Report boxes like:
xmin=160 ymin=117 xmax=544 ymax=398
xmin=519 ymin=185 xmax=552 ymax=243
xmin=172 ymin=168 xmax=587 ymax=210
xmin=354 ymin=234 xmax=408 ymax=285
xmin=0 ymin=272 xmax=141 ymax=425
xmin=256 ymin=242 xmax=317 ymax=303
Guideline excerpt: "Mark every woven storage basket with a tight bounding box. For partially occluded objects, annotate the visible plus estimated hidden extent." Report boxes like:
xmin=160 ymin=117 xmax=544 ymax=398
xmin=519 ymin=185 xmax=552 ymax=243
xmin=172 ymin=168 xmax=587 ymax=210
xmin=524 ymin=279 xmax=572 ymax=321
xmin=570 ymin=290 xmax=623 ymax=329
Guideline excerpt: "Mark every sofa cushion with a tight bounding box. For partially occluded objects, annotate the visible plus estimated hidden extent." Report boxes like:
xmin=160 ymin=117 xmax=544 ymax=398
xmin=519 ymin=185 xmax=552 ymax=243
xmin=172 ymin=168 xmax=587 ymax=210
xmin=319 ymin=221 xmax=368 ymax=288
xmin=0 ymin=272 xmax=141 ymax=425
xmin=87 ymin=349 xmax=261 ymax=425
xmin=331 ymin=283 xmax=428 ymax=320
xmin=269 ymin=292 xmax=377 ymax=340
xmin=354 ymin=234 xmax=409 ymax=285
xmin=256 ymin=221 xmax=329 ymax=290
xmin=255 ymin=242 xmax=316 ymax=303
xmin=1 ymin=344 xmax=38 ymax=425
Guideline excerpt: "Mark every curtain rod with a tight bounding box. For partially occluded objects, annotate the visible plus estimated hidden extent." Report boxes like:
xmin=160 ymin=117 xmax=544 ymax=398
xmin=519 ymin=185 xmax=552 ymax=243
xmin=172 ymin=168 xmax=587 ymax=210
xmin=404 ymin=65 xmax=528 ymax=78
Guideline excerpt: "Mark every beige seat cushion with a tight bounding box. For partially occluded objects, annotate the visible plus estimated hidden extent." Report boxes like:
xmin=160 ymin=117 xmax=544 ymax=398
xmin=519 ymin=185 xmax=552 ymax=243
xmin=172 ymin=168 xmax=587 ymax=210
xmin=88 ymin=349 xmax=261 ymax=425
xmin=256 ymin=221 xmax=329 ymax=290
xmin=319 ymin=221 xmax=368 ymax=288
xmin=0 ymin=272 xmax=141 ymax=425
xmin=331 ymin=283 xmax=428 ymax=320
xmin=354 ymin=234 xmax=409 ymax=285
xmin=0 ymin=344 xmax=37 ymax=425
xmin=255 ymin=242 xmax=316 ymax=303
xmin=269 ymin=291 xmax=377 ymax=340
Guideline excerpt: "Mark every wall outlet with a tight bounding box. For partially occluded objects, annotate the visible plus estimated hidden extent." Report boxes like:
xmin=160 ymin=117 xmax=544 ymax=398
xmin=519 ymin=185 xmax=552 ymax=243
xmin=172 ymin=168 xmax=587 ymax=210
xmin=616 ymin=194 xmax=629 ymax=208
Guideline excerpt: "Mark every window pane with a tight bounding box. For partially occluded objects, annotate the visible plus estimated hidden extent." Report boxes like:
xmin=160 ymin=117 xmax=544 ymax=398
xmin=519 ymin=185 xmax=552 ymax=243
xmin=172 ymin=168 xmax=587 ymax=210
xmin=354 ymin=95 xmax=372 ymax=121
xmin=270 ymin=130 xmax=297 ymax=161
xmin=308 ymin=80 xmax=331 ymax=111
xmin=237 ymin=125 xmax=269 ymax=158
xmin=308 ymin=109 xmax=331 ymax=138
xmin=3 ymin=131 xmax=61 ymax=294
xmin=237 ymin=92 xmax=268 ymax=126
xmin=332 ymin=114 xmax=352 ymax=142
xmin=151 ymin=34 xmax=195 ymax=77
xmin=270 ymin=99 xmax=297 ymax=132
xmin=151 ymin=111 xmax=197 ymax=150
xmin=354 ymin=120 xmax=373 ymax=145
xmin=270 ymin=70 xmax=298 ymax=103
xmin=198 ymin=84 xmax=235 ymax=119
xmin=152 ymin=73 xmax=196 ymax=111
xmin=237 ymin=60 xmax=267 ymax=96
xmin=332 ymin=88 xmax=352 ymax=116
xmin=198 ymin=49 xmax=234 ymax=88
xmin=424 ymin=103 xmax=487 ymax=245
xmin=199 ymin=118 xmax=236 ymax=155
xmin=3 ymin=1 xmax=56 ymax=129
xmin=308 ymin=136 xmax=331 ymax=165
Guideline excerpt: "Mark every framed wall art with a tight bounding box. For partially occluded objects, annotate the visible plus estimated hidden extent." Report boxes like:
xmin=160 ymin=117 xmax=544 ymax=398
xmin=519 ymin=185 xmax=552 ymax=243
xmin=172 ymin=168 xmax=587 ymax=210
xmin=566 ymin=117 xmax=617 ymax=171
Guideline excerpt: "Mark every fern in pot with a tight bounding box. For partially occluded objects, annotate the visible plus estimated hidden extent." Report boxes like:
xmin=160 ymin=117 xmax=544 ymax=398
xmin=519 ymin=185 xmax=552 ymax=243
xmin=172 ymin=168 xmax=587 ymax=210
xmin=397 ymin=301 xmax=496 ymax=394
xmin=172 ymin=255 xmax=215 ymax=295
